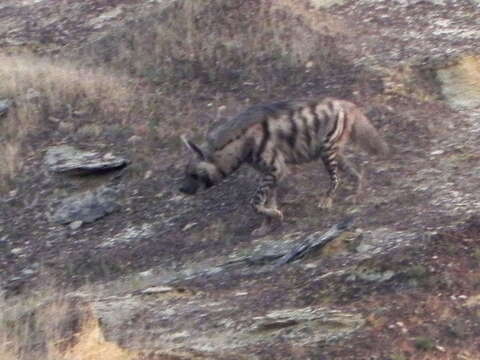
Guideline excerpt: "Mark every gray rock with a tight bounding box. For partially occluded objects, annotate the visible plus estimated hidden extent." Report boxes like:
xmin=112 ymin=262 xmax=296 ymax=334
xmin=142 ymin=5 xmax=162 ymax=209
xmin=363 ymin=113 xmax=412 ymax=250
xmin=45 ymin=145 xmax=127 ymax=175
xmin=0 ymin=99 xmax=11 ymax=117
xmin=69 ymin=220 xmax=83 ymax=230
xmin=11 ymin=247 xmax=24 ymax=255
xmin=21 ymin=268 xmax=36 ymax=276
xmin=97 ymin=223 xmax=153 ymax=248
xmin=346 ymin=269 xmax=396 ymax=283
xmin=252 ymin=307 xmax=365 ymax=341
xmin=90 ymin=296 xmax=364 ymax=357
xmin=52 ymin=186 xmax=120 ymax=225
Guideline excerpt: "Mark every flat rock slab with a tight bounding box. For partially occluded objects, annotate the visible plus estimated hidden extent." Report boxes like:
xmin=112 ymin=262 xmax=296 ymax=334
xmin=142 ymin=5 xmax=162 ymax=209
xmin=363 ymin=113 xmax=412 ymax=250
xmin=91 ymin=293 xmax=364 ymax=358
xmin=45 ymin=145 xmax=127 ymax=175
xmin=52 ymin=186 xmax=120 ymax=225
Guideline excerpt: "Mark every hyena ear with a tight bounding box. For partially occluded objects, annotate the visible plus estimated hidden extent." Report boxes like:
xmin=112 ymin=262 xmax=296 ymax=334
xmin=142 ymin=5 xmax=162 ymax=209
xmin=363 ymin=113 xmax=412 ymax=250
xmin=181 ymin=135 xmax=205 ymax=160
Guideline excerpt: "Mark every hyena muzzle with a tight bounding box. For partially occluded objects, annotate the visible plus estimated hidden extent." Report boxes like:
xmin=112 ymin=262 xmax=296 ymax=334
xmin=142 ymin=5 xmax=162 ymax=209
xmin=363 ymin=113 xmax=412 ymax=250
xmin=179 ymin=97 xmax=388 ymax=237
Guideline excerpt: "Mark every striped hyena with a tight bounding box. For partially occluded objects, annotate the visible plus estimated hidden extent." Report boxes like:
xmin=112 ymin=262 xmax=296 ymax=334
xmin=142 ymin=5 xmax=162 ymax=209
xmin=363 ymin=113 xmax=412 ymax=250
xmin=179 ymin=97 xmax=388 ymax=237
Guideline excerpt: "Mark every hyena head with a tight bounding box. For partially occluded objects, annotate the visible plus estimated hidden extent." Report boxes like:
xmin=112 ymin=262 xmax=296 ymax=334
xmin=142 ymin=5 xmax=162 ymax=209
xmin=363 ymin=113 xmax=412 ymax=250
xmin=179 ymin=136 xmax=223 ymax=195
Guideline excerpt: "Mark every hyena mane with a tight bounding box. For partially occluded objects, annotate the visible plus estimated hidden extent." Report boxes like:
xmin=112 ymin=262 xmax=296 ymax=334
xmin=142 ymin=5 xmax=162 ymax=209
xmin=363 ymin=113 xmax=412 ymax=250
xmin=179 ymin=97 xmax=388 ymax=237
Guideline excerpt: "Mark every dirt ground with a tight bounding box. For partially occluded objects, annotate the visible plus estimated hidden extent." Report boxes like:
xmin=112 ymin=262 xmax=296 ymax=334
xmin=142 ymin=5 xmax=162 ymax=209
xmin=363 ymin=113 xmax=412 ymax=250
xmin=1 ymin=0 xmax=480 ymax=359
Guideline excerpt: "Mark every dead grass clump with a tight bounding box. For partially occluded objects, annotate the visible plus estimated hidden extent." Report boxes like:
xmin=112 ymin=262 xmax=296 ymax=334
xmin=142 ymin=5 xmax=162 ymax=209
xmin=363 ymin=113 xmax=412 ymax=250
xmin=0 ymin=285 xmax=138 ymax=360
xmin=436 ymin=54 xmax=480 ymax=109
xmin=0 ymin=286 xmax=70 ymax=360
xmin=0 ymin=54 xmax=135 ymax=192
xmin=80 ymin=0 xmax=345 ymax=94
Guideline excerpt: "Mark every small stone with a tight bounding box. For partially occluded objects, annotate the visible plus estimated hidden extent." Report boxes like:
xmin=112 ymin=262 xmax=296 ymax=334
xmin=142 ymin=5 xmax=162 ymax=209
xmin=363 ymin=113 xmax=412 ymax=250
xmin=0 ymin=99 xmax=11 ymax=117
xmin=170 ymin=195 xmax=185 ymax=202
xmin=25 ymin=88 xmax=41 ymax=102
xmin=356 ymin=243 xmax=375 ymax=253
xmin=11 ymin=247 xmax=23 ymax=255
xmin=103 ymin=152 xmax=115 ymax=160
xmin=21 ymin=268 xmax=36 ymax=276
xmin=59 ymin=121 xmax=74 ymax=132
xmin=430 ymin=150 xmax=445 ymax=156
xmin=45 ymin=145 xmax=127 ymax=175
xmin=52 ymin=186 xmax=120 ymax=225
xmin=182 ymin=222 xmax=197 ymax=231
xmin=144 ymin=170 xmax=153 ymax=179
xmin=127 ymin=135 xmax=142 ymax=144
xmin=70 ymin=220 xmax=83 ymax=230
xmin=141 ymin=286 xmax=174 ymax=294
xmin=139 ymin=270 xmax=153 ymax=277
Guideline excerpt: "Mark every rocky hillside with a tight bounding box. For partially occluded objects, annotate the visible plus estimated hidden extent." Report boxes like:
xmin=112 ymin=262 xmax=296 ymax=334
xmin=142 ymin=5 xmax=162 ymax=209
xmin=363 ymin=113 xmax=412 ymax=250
xmin=1 ymin=0 xmax=480 ymax=359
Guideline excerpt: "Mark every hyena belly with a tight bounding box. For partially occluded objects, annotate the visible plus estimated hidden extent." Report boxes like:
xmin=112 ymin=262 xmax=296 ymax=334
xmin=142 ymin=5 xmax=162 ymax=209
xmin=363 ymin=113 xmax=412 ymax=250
xmin=265 ymin=101 xmax=340 ymax=166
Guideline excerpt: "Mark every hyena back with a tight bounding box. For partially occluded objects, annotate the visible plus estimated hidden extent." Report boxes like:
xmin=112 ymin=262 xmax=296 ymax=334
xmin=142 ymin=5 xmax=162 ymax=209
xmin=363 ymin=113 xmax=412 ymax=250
xmin=179 ymin=97 xmax=388 ymax=237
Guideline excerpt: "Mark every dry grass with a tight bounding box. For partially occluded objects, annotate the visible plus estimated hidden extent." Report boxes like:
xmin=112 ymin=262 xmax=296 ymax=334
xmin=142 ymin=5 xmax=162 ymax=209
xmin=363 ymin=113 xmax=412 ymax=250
xmin=69 ymin=0 xmax=351 ymax=169
xmin=0 ymin=54 xmax=136 ymax=192
xmin=0 ymin=284 xmax=139 ymax=360
xmin=0 ymin=285 xmax=67 ymax=360
xmin=436 ymin=55 xmax=480 ymax=109
xmin=80 ymin=0 xmax=344 ymax=94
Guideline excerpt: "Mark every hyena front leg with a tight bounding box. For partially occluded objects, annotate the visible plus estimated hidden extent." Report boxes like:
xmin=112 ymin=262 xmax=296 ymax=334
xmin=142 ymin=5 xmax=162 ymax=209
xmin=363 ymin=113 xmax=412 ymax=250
xmin=319 ymin=146 xmax=339 ymax=209
xmin=251 ymin=174 xmax=283 ymax=237
xmin=251 ymin=154 xmax=286 ymax=237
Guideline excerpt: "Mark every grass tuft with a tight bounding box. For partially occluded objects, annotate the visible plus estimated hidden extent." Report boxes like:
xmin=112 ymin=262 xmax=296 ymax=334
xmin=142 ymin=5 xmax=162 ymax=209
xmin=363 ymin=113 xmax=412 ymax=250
xmin=0 ymin=54 xmax=135 ymax=192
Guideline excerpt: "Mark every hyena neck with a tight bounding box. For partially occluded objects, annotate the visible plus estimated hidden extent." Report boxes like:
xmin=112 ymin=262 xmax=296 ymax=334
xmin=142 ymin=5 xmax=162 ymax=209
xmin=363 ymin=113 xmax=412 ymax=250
xmin=216 ymin=159 xmax=239 ymax=179
xmin=210 ymin=141 xmax=248 ymax=179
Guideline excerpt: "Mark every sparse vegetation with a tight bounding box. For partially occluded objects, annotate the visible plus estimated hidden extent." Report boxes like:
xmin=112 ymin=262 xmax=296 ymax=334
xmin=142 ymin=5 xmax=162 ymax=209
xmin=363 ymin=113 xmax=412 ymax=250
xmin=0 ymin=54 xmax=135 ymax=192
xmin=413 ymin=336 xmax=435 ymax=351
xmin=80 ymin=0 xmax=344 ymax=94
xmin=1 ymin=0 xmax=480 ymax=359
xmin=0 ymin=285 xmax=70 ymax=360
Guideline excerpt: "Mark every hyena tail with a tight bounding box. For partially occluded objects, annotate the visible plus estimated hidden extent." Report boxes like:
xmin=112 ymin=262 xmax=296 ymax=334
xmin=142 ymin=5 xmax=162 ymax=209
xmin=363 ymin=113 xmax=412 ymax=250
xmin=350 ymin=108 xmax=389 ymax=157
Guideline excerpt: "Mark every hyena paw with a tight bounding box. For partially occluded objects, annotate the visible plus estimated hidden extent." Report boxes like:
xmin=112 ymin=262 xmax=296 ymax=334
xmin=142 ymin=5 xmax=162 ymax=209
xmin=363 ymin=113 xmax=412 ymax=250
xmin=273 ymin=209 xmax=284 ymax=222
xmin=251 ymin=225 xmax=273 ymax=238
xmin=318 ymin=196 xmax=333 ymax=209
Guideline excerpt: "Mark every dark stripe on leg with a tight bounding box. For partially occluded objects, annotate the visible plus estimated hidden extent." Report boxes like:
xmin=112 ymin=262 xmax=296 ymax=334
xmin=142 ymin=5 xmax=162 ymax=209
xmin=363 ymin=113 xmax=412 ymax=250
xmin=269 ymin=150 xmax=278 ymax=168
xmin=323 ymin=151 xmax=339 ymax=196
xmin=311 ymin=104 xmax=321 ymax=135
xmin=325 ymin=111 xmax=340 ymax=141
xmin=256 ymin=120 xmax=271 ymax=161
xmin=287 ymin=110 xmax=298 ymax=148
xmin=301 ymin=112 xmax=312 ymax=148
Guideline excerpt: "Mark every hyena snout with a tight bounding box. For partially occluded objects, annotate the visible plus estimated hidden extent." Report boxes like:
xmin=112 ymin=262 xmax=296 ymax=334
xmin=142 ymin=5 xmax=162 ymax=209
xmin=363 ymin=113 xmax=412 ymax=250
xmin=179 ymin=179 xmax=199 ymax=195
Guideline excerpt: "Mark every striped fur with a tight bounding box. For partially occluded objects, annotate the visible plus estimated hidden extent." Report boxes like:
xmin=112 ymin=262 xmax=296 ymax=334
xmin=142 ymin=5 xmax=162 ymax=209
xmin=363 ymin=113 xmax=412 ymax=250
xmin=179 ymin=97 xmax=388 ymax=237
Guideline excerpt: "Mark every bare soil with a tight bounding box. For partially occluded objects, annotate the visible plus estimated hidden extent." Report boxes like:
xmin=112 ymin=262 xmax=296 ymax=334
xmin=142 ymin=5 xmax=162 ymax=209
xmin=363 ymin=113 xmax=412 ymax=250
xmin=1 ymin=0 xmax=480 ymax=359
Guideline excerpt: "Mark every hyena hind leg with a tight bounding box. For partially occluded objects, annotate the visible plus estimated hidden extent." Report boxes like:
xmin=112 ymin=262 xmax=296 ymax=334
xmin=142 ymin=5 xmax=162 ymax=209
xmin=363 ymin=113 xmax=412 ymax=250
xmin=338 ymin=154 xmax=364 ymax=189
xmin=318 ymin=149 xmax=339 ymax=209
xmin=338 ymin=154 xmax=366 ymax=203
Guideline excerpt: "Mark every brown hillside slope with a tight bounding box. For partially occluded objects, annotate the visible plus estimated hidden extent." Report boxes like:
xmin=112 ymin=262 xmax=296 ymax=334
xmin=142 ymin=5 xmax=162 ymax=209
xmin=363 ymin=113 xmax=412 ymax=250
xmin=1 ymin=0 xmax=480 ymax=359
